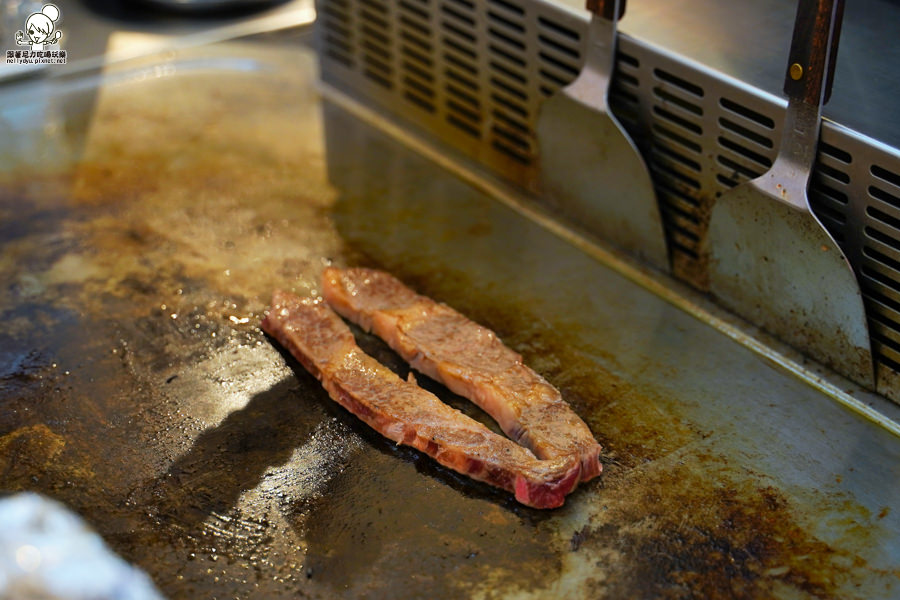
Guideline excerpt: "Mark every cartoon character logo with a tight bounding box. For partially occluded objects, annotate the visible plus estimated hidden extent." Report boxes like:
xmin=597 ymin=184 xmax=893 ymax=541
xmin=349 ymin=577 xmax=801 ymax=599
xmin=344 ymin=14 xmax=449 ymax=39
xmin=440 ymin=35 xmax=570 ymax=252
xmin=15 ymin=4 xmax=63 ymax=52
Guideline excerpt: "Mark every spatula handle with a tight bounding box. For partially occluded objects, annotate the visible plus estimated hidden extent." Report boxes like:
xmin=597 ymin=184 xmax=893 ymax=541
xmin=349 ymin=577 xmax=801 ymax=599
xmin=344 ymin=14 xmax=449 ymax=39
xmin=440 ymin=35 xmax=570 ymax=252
xmin=587 ymin=0 xmax=625 ymax=21
xmin=783 ymin=0 xmax=844 ymax=106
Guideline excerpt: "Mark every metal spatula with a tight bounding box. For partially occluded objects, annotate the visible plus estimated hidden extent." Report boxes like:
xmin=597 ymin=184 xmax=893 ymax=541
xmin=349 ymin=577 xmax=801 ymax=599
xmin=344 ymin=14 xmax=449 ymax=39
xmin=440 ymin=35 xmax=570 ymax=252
xmin=536 ymin=0 xmax=668 ymax=271
xmin=707 ymin=0 xmax=873 ymax=387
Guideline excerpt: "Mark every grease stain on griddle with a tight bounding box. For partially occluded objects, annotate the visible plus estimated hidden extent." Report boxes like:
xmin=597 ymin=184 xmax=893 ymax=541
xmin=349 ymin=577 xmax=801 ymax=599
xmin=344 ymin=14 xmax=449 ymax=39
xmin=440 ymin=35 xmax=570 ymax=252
xmin=565 ymin=458 xmax=869 ymax=599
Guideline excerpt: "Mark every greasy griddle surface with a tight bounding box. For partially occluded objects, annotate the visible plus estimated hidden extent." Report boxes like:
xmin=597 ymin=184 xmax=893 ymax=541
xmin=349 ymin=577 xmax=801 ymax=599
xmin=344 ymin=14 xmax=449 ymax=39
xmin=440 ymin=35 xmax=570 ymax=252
xmin=0 ymin=39 xmax=897 ymax=599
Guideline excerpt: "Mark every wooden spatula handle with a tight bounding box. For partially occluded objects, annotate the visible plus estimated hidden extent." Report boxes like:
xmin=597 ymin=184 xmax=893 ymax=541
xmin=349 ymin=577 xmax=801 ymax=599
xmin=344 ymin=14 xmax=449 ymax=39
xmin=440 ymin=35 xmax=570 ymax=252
xmin=783 ymin=0 xmax=845 ymax=105
xmin=587 ymin=0 xmax=625 ymax=21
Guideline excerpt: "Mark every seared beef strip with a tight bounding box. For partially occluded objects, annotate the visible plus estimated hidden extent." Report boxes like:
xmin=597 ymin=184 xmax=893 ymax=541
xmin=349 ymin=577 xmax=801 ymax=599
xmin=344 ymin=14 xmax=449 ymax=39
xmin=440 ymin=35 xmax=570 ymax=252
xmin=321 ymin=267 xmax=602 ymax=483
xmin=262 ymin=291 xmax=582 ymax=509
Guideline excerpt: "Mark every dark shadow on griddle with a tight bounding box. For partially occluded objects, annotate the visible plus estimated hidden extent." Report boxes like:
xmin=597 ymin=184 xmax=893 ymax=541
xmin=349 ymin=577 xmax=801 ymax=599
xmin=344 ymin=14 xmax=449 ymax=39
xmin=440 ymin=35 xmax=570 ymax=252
xmin=138 ymin=376 xmax=326 ymax=529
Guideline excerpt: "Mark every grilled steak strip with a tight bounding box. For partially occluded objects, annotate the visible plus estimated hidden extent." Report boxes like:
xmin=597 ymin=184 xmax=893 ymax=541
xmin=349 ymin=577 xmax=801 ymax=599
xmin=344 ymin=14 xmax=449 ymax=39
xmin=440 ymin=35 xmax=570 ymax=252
xmin=322 ymin=267 xmax=602 ymax=483
xmin=262 ymin=291 xmax=581 ymax=509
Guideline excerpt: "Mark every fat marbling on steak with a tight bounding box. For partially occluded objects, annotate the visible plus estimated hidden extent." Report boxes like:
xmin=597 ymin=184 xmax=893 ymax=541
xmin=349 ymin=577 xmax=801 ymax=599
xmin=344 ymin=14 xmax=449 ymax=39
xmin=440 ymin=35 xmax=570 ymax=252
xmin=261 ymin=290 xmax=582 ymax=509
xmin=321 ymin=267 xmax=602 ymax=484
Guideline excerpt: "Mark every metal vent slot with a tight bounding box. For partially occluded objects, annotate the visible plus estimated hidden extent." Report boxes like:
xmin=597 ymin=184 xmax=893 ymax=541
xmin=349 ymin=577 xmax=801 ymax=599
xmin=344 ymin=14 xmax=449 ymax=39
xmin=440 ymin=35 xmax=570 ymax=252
xmin=718 ymin=118 xmax=774 ymax=150
xmin=403 ymin=79 xmax=436 ymax=112
xmin=444 ymin=51 xmax=476 ymax=73
xmin=609 ymin=53 xmax=642 ymax=120
xmin=866 ymin=225 xmax=900 ymax=254
xmin=865 ymin=290 xmax=900 ymax=371
xmin=863 ymin=247 xmax=900 ymax=289
xmin=489 ymin=60 xmax=527 ymax=85
xmin=717 ymin=136 xmax=772 ymax=170
xmin=490 ymin=92 xmax=527 ymax=117
xmin=653 ymin=87 xmax=702 ymax=117
xmin=401 ymin=28 xmax=432 ymax=52
xmin=861 ymin=264 xmax=900 ymax=307
xmin=402 ymin=60 xmax=434 ymax=84
xmin=537 ymin=34 xmax=579 ymax=59
xmin=872 ymin=164 xmax=900 ymax=189
xmin=446 ymin=93 xmax=482 ymax=121
xmin=447 ymin=83 xmax=480 ymax=106
xmin=648 ymin=70 xmax=705 ymax=201
xmin=650 ymin=134 xmax=700 ymax=176
xmin=615 ymin=71 xmax=639 ymax=90
xmin=489 ymin=76 xmax=527 ymax=101
xmin=816 ymin=163 xmax=850 ymax=185
xmin=536 ymin=51 xmax=579 ymax=80
xmin=810 ymin=208 xmax=847 ymax=242
xmin=870 ymin=185 xmax=900 ymax=212
xmin=487 ymin=26 xmax=526 ymax=50
xmin=810 ymin=174 xmax=849 ymax=241
xmin=652 ymin=124 xmax=702 ymax=154
xmin=445 ymin=83 xmax=482 ymax=135
xmin=712 ymin=95 xmax=778 ymax=191
xmin=538 ymin=36 xmax=580 ymax=73
xmin=719 ymin=96 xmax=775 ymax=129
xmin=535 ymin=16 xmax=581 ymax=97
xmin=716 ymin=153 xmax=763 ymax=186
xmin=653 ymin=67 xmax=704 ymax=98
xmin=820 ymin=141 xmax=851 ymax=163
xmin=492 ymin=109 xmax=529 ymax=134
xmin=653 ymin=142 xmax=701 ymax=172
xmin=444 ymin=22 xmax=477 ymax=43
xmin=487 ymin=10 xmax=525 ymax=35
xmin=399 ymin=0 xmax=429 ymax=17
xmin=652 ymin=160 xmax=701 ymax=191
xmin=445 ymin=67 xmax=478 ymax=89
xmin=652 ymin=106 xmax=702 ymax=136
xmin=444 ymin=36 xmax=477 ymax=59
xmin=811 ymin=179 xmax=849 ymax=206
xmin=489 ymin=0 xmax=525 ymax=15
xmin=652 ymin=121 xmax=704 ymax=234
xmin=537 ymin=15 xmax=578 ymax=39
xmin=810 ymin=164 xmax=851 ymax=242
xmin=442 ymin=7 xmax=476 ymax=29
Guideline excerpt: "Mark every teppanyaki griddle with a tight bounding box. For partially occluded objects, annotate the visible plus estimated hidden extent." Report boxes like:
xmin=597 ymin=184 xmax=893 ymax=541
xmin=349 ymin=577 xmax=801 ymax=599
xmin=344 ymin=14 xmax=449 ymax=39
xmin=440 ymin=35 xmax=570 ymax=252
xmin=0 ymin=29 xmax=898 ymax=599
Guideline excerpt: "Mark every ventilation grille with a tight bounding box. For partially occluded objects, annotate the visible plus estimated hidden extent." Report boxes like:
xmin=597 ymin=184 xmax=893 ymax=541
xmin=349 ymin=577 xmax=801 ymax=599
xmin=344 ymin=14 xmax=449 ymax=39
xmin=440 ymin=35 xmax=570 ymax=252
xmin=317 ymin=0 xmax=900 ymax=403
xmin=837 ymin=143 xmax=900 ymax=397
xmin=318 ymin=0 xmax=582 ymax=180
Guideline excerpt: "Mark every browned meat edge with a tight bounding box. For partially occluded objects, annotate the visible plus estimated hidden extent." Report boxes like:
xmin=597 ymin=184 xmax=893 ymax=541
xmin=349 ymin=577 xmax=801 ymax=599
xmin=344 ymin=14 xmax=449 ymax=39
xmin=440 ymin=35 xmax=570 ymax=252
xmin=261 ymin=290 xmax=581 ymax=509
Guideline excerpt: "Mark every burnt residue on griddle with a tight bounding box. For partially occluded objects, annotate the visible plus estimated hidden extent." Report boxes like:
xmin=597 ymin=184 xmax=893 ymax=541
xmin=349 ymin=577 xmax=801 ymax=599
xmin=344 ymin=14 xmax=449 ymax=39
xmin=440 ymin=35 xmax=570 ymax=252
xmin=568 ymin=461 xmax=857 ymax=599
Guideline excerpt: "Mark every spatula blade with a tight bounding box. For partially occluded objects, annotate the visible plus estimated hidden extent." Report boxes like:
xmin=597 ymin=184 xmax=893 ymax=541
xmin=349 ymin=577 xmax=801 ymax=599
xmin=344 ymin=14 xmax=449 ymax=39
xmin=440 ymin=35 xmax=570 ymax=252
xmin=708 ymin=183 xmax=873 ymax=386
xmin=537 ymin=91 xmax=669 ymax=270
